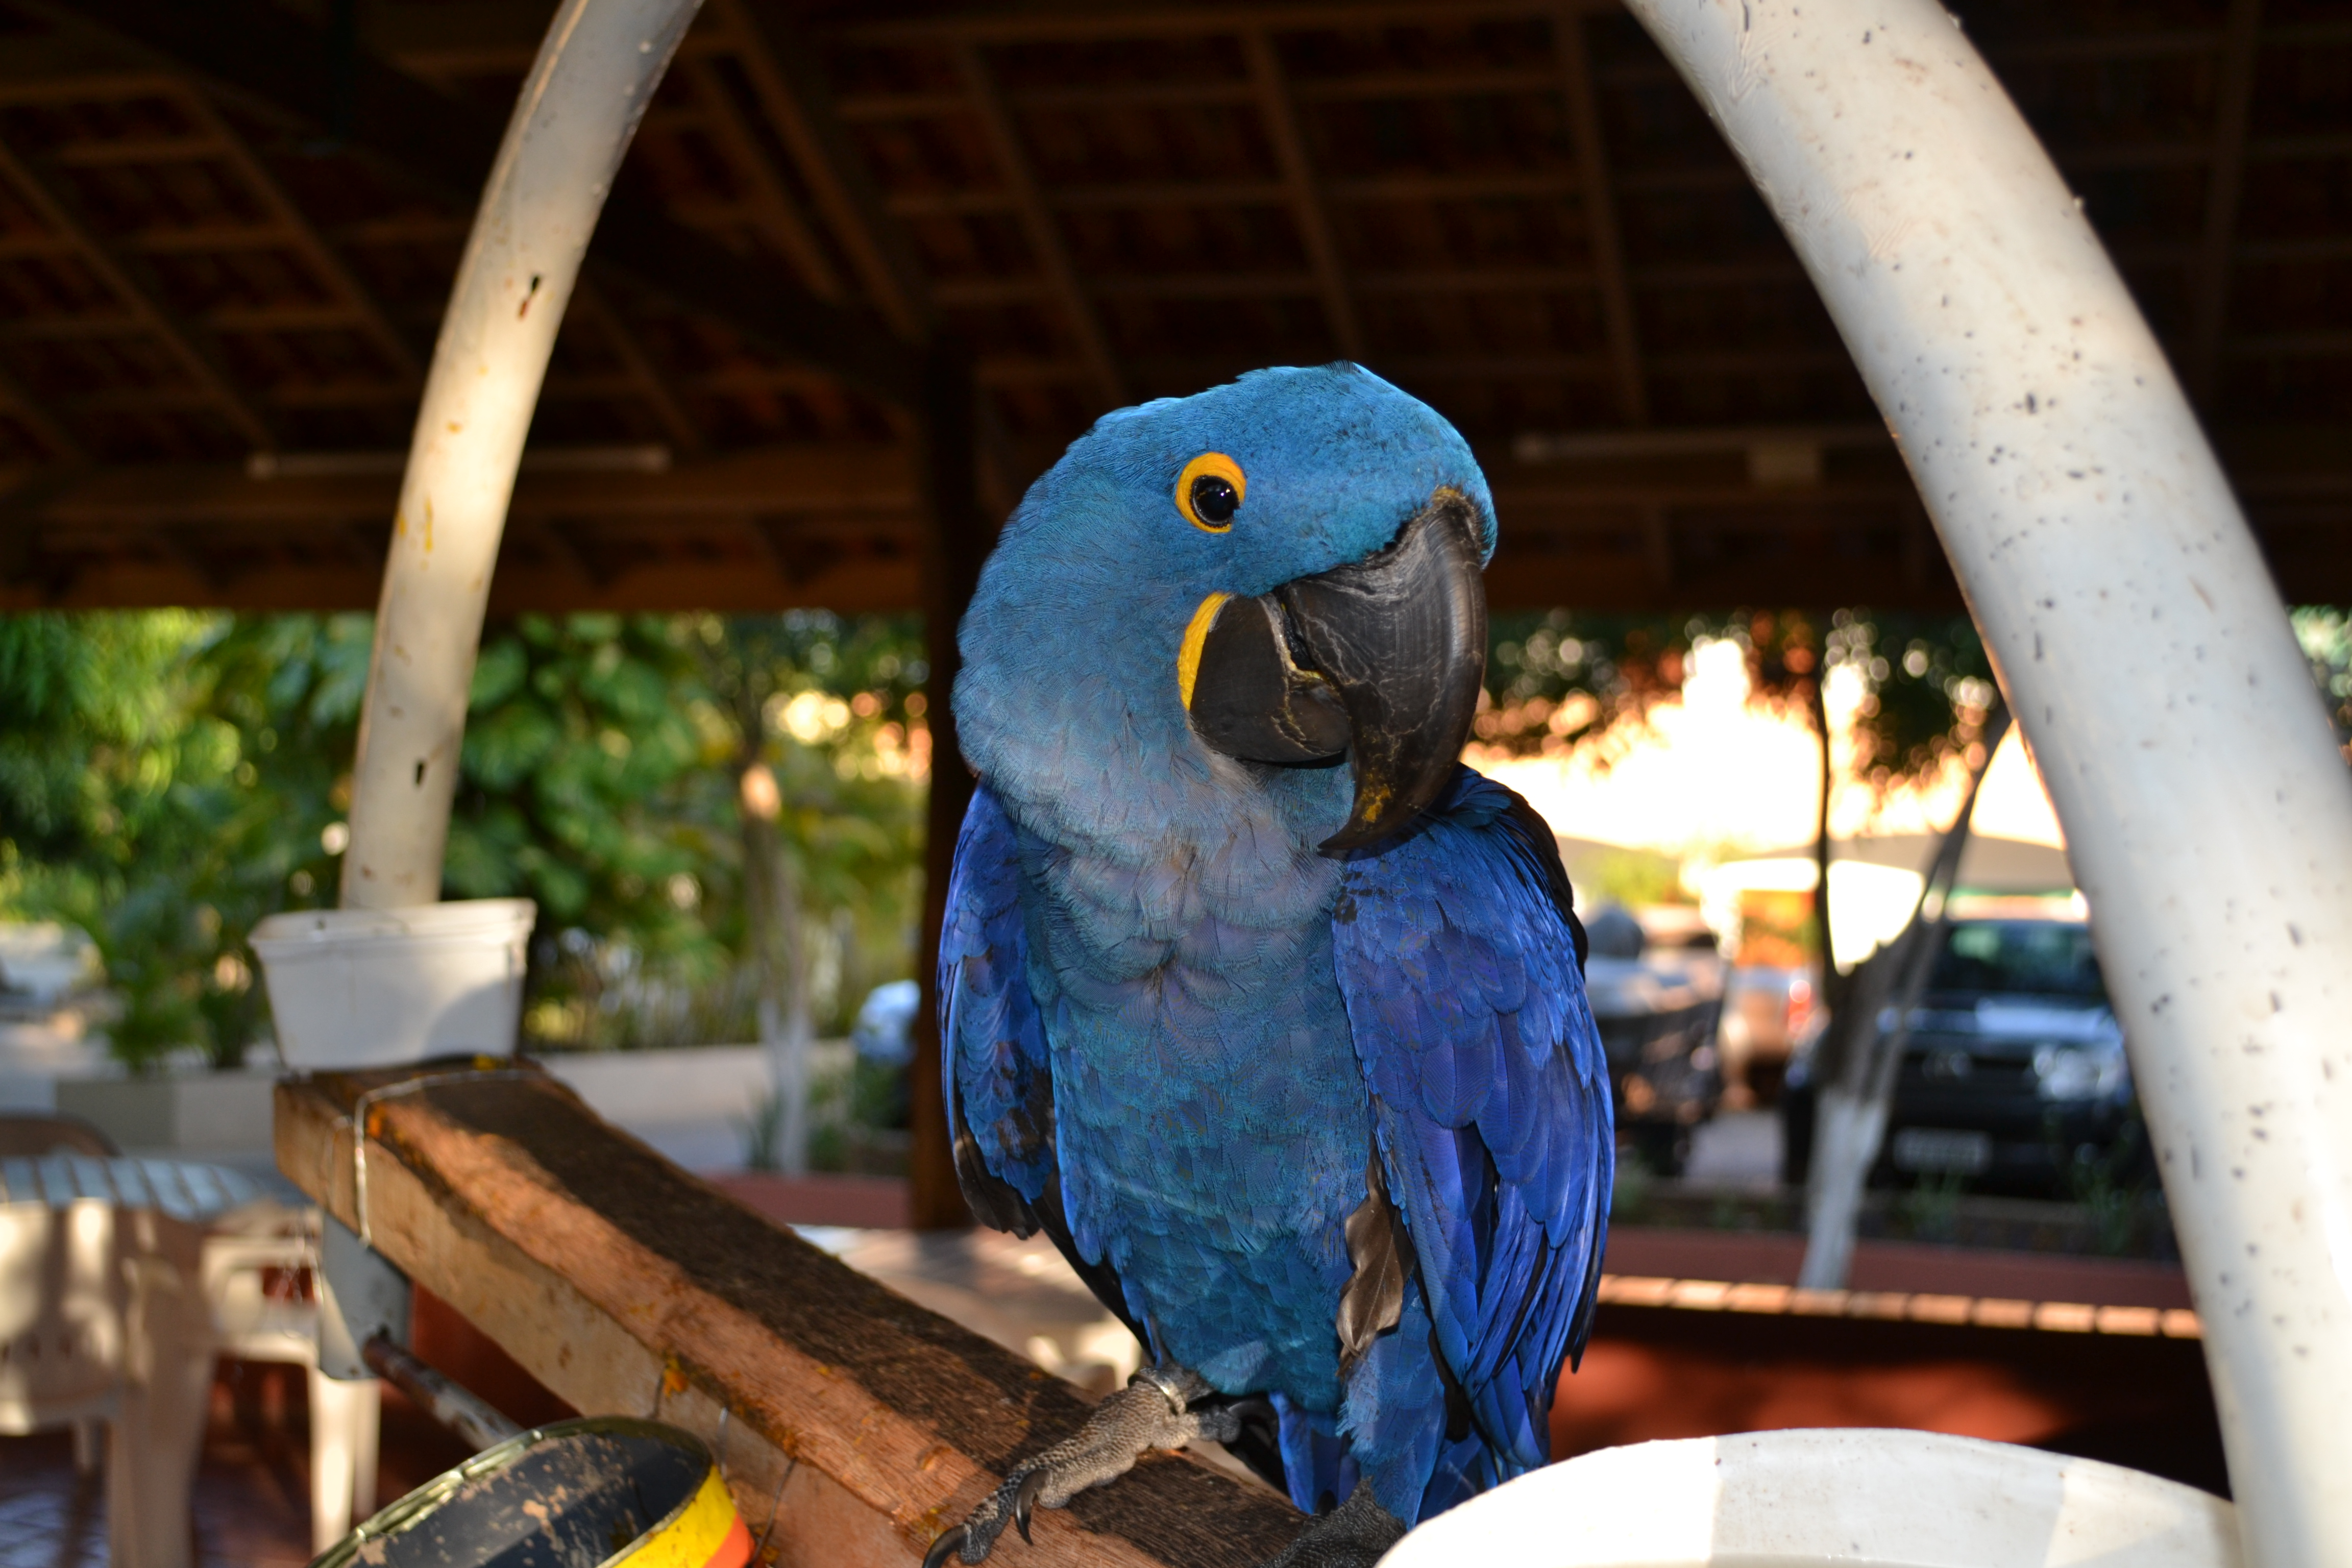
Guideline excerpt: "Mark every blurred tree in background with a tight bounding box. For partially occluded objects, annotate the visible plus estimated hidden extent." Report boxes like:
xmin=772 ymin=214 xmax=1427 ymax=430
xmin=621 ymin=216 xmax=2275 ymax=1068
xmin=2298 ymin=607 xmax=2351 ymax=757
xmin=1481 ymin=608 xmax=1998 ymax=781
xmin=0 ymin=610 xmax=929 ymax=1074
xmin=1481 ymin=608 xmax=2001 ymax=995
xmin=0 ymin=611 xmax=247 ymax=1069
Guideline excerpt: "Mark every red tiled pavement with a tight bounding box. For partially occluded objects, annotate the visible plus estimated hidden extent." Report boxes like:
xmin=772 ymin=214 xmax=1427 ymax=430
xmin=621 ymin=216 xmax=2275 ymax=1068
xmin=0 ymin=1360 xmax=476 ymax=1568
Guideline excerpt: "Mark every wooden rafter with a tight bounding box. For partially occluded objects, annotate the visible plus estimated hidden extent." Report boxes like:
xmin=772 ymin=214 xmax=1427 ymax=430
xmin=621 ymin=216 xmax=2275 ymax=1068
xmin=567 ymin=281 xmax=709 ymax=457
xmin=954 ymin=43 xmax=1126 ymax=411
xmin=712 ymin=0 xmax=934 ymax=339
xmin=173 ymin=92 xmax=425 ymax=383
xmin=0 ymin=357 xmax=87 ymax=462
xmin=677 ymin=54 xmax=847 ymax=301
xmin=524 ymin=518 xmax=600 ymax=585
xmin=2187 ymin=0 xmax=2265 ymax=405
xmin=1554 ymin=7 xmax=1649 ymax=426
xmin=1638 ymin=504 xmax=1674 ymax=588
xmin=836 ymin=1 xmax=1623 ymax=46
xmin=0 ymin=132 xmax=277 ymax=450
xmin=41 ymin=0 xmax=925 ymax=404
xmin=1241 ymin=31 xmax=1366 ymax=361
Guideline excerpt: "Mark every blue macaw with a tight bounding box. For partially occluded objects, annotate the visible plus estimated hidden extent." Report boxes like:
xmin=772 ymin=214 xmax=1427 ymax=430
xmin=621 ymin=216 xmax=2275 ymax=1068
xmin=930 ymin=365 xmax=1613 ymax=1567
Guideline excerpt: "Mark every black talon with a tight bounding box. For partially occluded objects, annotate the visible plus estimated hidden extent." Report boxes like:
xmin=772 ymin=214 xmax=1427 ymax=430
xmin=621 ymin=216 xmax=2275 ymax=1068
xmin=1229 ymin=1395 xmax=1278 ymax=1434
xmin=1013 ymin=1469 xmax=1047 ymax=1543
xmin=923 ymin=1524 xmax=970 ymax=1568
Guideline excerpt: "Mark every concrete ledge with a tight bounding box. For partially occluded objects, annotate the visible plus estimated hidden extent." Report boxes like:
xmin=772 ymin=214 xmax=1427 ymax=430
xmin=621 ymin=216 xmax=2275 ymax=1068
xmin=56 ymin=1067 xmax=277 ymax=1152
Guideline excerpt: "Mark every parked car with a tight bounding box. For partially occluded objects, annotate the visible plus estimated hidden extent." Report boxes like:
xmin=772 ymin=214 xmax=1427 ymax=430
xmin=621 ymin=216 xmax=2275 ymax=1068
xmin=1584 ymin=906 xmax=1724 ymax=1177
xmin=1781 ymin=916 xmax=2144 ymax=1195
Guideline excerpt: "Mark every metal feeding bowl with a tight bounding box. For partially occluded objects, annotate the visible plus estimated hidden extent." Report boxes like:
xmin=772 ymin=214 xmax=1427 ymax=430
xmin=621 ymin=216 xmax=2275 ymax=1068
xmin=311 ymin=1416 xmax=752 ymax=1568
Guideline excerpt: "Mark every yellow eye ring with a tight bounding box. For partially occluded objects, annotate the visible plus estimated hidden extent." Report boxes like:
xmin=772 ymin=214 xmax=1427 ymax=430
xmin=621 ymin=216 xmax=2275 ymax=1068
xmin=1175 ymin=452 xmax=1246 ymax=532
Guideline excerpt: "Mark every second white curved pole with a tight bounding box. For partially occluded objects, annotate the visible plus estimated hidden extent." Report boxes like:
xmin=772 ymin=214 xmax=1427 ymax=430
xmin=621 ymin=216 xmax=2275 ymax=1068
xmin=1619 ymin=4 xmax=2352 ymax=1565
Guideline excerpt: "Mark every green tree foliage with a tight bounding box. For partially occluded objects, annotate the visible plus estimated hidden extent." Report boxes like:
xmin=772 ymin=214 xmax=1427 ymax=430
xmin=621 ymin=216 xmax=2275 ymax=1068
xmin=0 ymin=609 xmax=930 ymax=1070
xmin=1482 ymin=608 xmax=1999 ymax=779
xmin=524 ymin=611 xmax=928 ymax=1051
xmin=2296 ymin=607 xmax=2352 ymax=756
xmin=450 ymin=614 xmax=717 ymax=976
xmin=0 ymin=611 xmax=275 ymax=1069
xmin=689 ymin=612 xmax=928 ymax=1015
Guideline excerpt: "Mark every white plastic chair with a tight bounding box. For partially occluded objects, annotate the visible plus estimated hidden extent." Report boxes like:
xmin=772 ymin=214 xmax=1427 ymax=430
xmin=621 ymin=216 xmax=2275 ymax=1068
xmin=0 ymin=1196 xmax=124 ymax=1447
xmin=0 ymin=1193 xmax=211 ymax=1568
xmin=1 ymin=1152 xmax=382 ymax=1562
xmin=201 ymin=1216 xmax=380 ymax=1551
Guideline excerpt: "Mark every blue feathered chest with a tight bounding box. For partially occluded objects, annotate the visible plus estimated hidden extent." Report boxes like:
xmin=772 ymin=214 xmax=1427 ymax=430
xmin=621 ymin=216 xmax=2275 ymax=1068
xmin=1011 ymin=791 xmax=1372 ymax=1407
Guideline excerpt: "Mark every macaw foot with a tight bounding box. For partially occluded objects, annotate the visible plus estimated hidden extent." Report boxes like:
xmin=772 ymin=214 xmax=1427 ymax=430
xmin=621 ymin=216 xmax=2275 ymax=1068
xmin=1261 ymin=1487 xmax=1407 ymax=1568
xmin=924 ymin=1365 xmax=1262 ymax=1567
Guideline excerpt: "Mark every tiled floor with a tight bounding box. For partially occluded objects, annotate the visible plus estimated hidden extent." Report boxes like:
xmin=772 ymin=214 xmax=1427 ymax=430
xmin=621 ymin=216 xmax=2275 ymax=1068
xmin=0 ymin=1360 xmax=474 ymax=1568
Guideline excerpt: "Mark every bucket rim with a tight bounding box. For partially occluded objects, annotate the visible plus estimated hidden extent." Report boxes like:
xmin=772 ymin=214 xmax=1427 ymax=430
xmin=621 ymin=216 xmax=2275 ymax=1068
xmin=307 ymin=1413 xmax=722 ymax=1568
xmin=252 ymin=898 xmax=537 ymax=947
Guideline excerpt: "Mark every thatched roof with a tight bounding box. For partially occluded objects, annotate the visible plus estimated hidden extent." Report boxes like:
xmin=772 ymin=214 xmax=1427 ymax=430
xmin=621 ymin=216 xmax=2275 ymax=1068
xmin=1 ymin=0 xmax=2343 ymax=611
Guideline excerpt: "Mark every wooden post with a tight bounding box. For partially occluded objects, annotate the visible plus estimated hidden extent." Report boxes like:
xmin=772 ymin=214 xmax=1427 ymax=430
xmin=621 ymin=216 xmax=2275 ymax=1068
xmin=274 ymin=1064 xmax=1297 ymax=1565
xmin=910 ymin=337 xmax=989 ymax=1231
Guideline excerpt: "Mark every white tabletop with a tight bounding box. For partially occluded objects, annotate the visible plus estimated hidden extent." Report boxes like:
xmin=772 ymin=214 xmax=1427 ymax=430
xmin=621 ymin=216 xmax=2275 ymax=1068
xmin=0 ymin=1155 xmax=268 ymax=1222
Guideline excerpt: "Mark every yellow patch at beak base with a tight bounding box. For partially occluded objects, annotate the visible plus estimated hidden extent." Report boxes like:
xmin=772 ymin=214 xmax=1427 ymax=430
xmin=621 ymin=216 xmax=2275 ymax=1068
xmin=1177 ymin=592 xmax=1232 ymax=709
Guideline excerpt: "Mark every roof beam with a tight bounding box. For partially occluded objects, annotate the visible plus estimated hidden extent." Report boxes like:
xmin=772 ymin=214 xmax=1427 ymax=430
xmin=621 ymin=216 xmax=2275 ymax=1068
xmin=28 ymin=445 xmax=916 ymax=525
xmin=677 ymin=54 xmax=848 ymax=302
xmin=0 ymin=360 xmax=87 ymax=463
xmin=0 ymin=547 xmax=926 ymax=615
xmin=1554 ymin=7 xmax=1650 ymax=425
xmin=835 ymin=1 xmax=1622 ymax=46
xmin=32 ymin=0 xmax=924 ymax=406
xmin=954 ymin=43 xmax=1126 ymax=412
xmin=1637 ymin=504 xmax=1674 ymax=587
xmin=711 ymin=0 xmax=934 ymax=339
xmin=1241 ymin=31 xmax=1367 ymax=361
xmin=2187 ymin=0 xmax=2264 ymax=406
xmin=174 ymin=91 xmax=425 ymax=383
xmin=0 ymin=132 xmax=278 ymax=450
xmin=568 ymin=281 xmax=710 ymax=457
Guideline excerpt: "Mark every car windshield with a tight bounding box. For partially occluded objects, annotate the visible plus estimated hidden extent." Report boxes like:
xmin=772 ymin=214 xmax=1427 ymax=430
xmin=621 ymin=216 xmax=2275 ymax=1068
xmin=1927 ymin=920 xmax=2106 ymax=1001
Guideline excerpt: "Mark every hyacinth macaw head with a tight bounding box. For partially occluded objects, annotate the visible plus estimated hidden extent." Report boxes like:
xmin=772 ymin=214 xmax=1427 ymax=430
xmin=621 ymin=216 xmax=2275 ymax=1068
xmin=955 ymin=363 xmax=1495 ymax=856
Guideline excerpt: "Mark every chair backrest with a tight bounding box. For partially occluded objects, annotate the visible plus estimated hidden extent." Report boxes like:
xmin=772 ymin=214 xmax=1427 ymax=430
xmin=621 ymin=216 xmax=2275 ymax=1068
xmin=201 ymin=1224 xmax=317 ymax=1359
xmin=0 ymin=1198 xmax=125 ymax=1432
xmin=0 ymin=1113 xmax=121 ymax=1160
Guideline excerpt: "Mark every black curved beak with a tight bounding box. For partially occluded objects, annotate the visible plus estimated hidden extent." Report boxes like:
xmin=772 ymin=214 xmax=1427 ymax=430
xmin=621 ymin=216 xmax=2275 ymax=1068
xmin=1183 ymin=489 xmax=1488 ymax=855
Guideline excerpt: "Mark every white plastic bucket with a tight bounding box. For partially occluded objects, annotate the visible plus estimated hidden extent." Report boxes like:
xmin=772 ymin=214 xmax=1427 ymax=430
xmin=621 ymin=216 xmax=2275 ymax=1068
xmin=250 ymin=899 xmax=536 ymax=1069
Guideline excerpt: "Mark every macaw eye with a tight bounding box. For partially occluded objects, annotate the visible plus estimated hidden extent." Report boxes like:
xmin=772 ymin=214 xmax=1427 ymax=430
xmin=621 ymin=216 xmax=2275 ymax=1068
xmin=1175 ymin=452 xmax=1246 ymax=532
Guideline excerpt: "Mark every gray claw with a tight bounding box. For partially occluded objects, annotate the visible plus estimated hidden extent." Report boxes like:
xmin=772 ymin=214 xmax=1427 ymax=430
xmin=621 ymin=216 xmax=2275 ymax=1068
xmin=926 ymin=1364 xmax=1227 ymax=1563
xmin=1013 ymin=1468 xmax=1047 ymax=1543
xmin=923 ymin=1524 xmax=970 ymax=1568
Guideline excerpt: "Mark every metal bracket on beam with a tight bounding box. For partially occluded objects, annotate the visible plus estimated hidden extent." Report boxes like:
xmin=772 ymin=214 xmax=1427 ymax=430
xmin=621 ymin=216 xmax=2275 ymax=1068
xmin=316 ymin=1212 xmax=411 ymax=1382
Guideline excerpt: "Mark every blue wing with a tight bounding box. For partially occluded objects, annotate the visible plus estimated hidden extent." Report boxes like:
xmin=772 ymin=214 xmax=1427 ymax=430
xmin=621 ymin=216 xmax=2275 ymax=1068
xmin=939 ymin=783 xmax=1060 ymax=1232
xmin=939 ymin=784 xmax=1165 ymax=1351
xmin=1331 ymin=766 xmax=1613 ymax=1493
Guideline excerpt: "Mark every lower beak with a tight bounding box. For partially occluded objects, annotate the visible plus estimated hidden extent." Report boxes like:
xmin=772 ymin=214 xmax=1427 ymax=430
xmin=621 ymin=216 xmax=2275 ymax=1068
xmin=1182 ymin=489 xmax=1488 ymax=854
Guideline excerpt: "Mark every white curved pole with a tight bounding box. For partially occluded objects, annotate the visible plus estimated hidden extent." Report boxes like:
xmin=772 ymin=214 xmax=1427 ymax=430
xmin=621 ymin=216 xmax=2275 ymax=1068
xmin=341 ymin=0 xmax=703 ymax=909
xmin=1618 ymin=4 xmax=2352 ymax=1564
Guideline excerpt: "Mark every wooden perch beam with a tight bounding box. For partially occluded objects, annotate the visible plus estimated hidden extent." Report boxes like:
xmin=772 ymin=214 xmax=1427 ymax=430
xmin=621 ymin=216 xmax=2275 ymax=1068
xmin=275 ymin=1065 xmax=1300 ymax=1568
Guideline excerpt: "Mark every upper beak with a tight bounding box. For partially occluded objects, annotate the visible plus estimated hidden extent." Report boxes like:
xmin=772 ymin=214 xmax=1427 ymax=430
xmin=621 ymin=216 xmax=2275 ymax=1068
xmin=1181 ymin=488 xmax=1488 ymax=855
